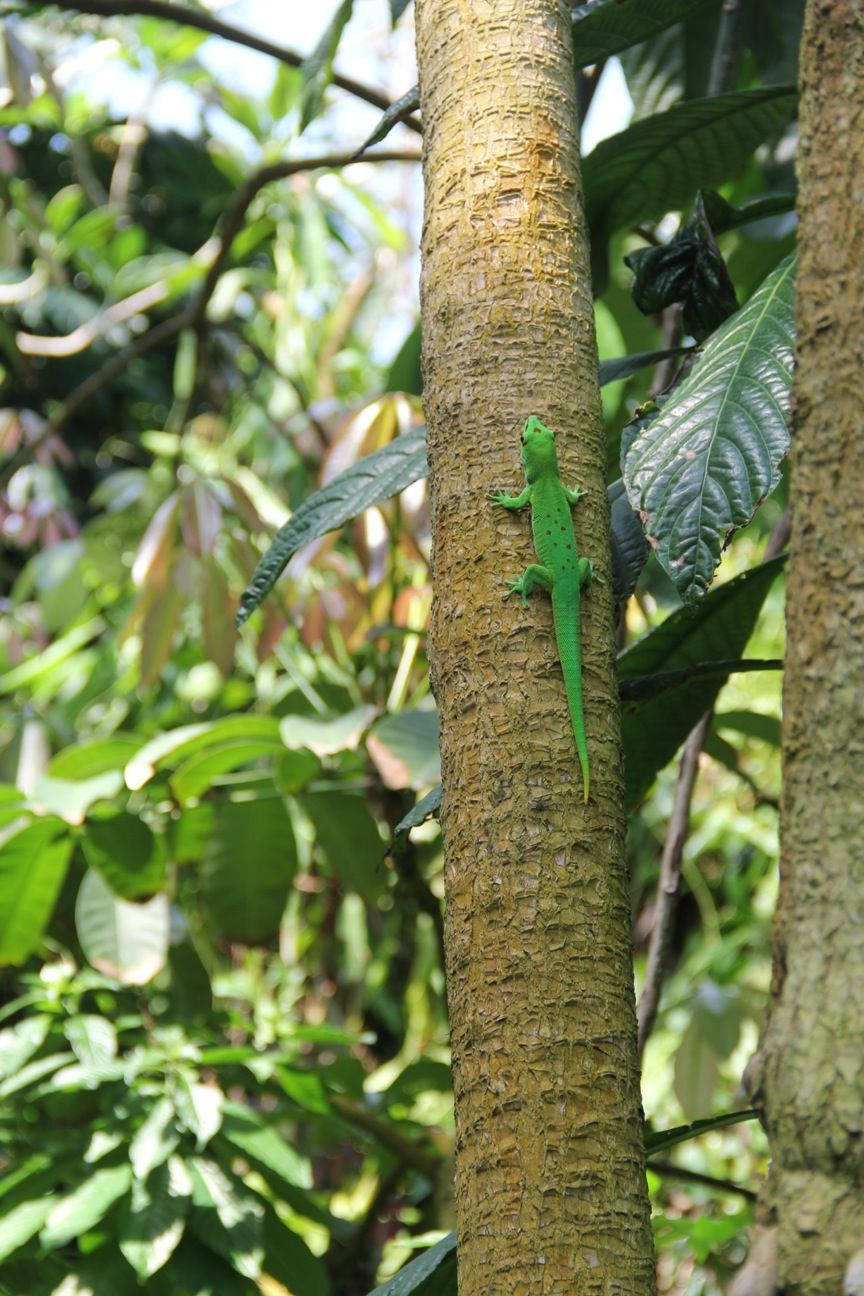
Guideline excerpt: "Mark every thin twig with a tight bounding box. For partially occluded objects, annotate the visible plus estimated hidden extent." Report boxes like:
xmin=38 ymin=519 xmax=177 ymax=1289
xmin=47 ymin=0 xmax=423 ymax=132
xmin=637 ymin=710 xmax=713 ymax=1056
xmin=0 ymin=148 xmax=419 ymax=485
xmin=646 ymin=1157 xmax=757 ymax=1202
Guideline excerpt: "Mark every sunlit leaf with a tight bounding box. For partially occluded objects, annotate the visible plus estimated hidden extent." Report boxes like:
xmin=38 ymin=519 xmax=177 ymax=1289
xmin=41 ymin=1163 xmax=133 ymax=1249
xmin=130 ymin=1097 xmax=180 ymax=1180
xmin=280 ymin=705 xmax=378 ymax=757
xmin=119 ymin=1163 xmax=188 ymax=1279
xmin=623 ymin=254 xmax=795 ymax=601
xmin=0 ymin=1197 xmax=56 ymax=1263
xmin=63 ymin=1015 xmax=118 ymax=1069
xmin=0 ymin=817 xmax=72 ymax=965
xmin=368 ymin=1232 xmax=457 ymax=1296
xmin=75 ymin=869 xmax=170 ymax=985
xmin=187 ymin=1157 xmax=264 ymax=1280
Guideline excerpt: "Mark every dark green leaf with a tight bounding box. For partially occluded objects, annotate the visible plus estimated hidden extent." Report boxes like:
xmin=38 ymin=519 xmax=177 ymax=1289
xmin=354 ymin=85 xmax=420 ymax=158
xmin=608 ymin=478 xmax=649 ymax=602
xmin=714 ymin=708 xmax=781 ymax=746
xmin=300 ymin=792 xmax=384 ymax=899
xmin=218 ymin=1103 xmax=310 ymax=1191
xmin=262 ymin=1207 xmax=331 ymax=1296
xmin=369 ymin=1232 xmax=457 ymax=1296
xmin=623 ymin=254 xmax=795 ymax=601
xmin=236 ymin=426 xmax=428 ymax=626
xmin=367 ymin=710 xmax=440 ymax=791
xmin=583 ymin=86 xmax=797 ymax=236
xmin=118 ymin=1161 xmax=189 ymax=1279
xmin=202 ymin=797 xmax=296 ymax=944
xmin=187 ymin=1157 xmax=264 ymax=1280
xmin=300 ymin=0 xmax=355 ymax=132
xmin=645 ymin=1108 xmax=757 ymax=1155
xmin=81 ymin=813 xmax=167 ymax=900
xmin=384 ymin=320 xmax=423 ymax=395
xmin=571 ymin=0 xmax=721 ymax=67
xmin=392 ymin=785 xmax=442 ymax=854
xmin=390 ymin=0 xmax=413 ymax=21
xmin=598 ymin=348 xmax=690 ymax=385
xmin=618 ymin=557 xmax=784 ymax=807
xmin=619 ymin=658 xmax=782 ymax=702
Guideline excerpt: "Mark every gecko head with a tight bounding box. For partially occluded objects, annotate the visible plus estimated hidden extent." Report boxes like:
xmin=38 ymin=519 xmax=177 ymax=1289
xmin=520 ymin=416 xmax=558 ymax=480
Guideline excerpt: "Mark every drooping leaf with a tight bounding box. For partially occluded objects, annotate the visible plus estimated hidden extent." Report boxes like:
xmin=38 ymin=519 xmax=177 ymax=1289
xmin=623 ymin=254 xmax=795 ymax=601
xmin=597 ymin=348 xmax=691 ymax=385
xmin=236 ymin=425 xmax=428 ymax=626
xmin=125 ymin=716 xmax=283 ymax=790
xmin=714 ymin=708 xmax=781 ymax=746
xmin=201 ymin=797 xmax=296 ymax=943
xmin=187 ymin=1157 xmax=264 ymax=1280
xmin=583 ymin=86 xmax=797 ymax=238
xmin=571 ymin=0 xmax=721 ymax=67
xmin=300 ymin=791 xmax=385 ymax=899
xmin=0 ymin=817 xmax=72 ymax=965
xmin=299 ymin=0 xmax=355 ymax=132
xmin=75 ymin=869 xmax=170 ymax=985
xmin=41 ymin=1163 xmax=133 ymax=1249
xmin=218 ymin=1102 xmax=310 ymax=1191
xmin=608 ymin=478 xmax=649 ymax=602
xmin=368 ymin=1232 xmax=457 ymax=1296
xmin=391 ymin=785 xmax=442 ymax=854
xmin=618 ymin=557 xmax=784 ymax=808
xmin=354 ymin=84 xmax=420 ymax=157
xmin=645 ymin=1108 xmax=757 ymax=1155
xmin=389 ymin=0 xmax=413 ymax=21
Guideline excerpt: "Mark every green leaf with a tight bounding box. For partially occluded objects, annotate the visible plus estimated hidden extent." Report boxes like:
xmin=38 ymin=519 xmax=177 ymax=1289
xmin=354 ymin=85 xmax=420 ymax=158
xmin=202 ymin=797 xmax=296 ymax=943
xmin=392 ymin=785 xmax=442 ymax=854
xmin=262 ymin=1206 xmax=331 ymax=1296
xmin=80 ymin=813 xmax=167 ymax=900
xmin=300 ymin=792 xmax=385 ymax=900
xmin=367 ymin=710 xmax=440 ymax=791
xmin=597 ymin=348 xmax=691 ymax=385
xmin=608 ymin=478 xmax=649 ymax=602
xmin=46 ymin=736 xmax=143 ymax=780
xmin=299 ymin=0 xmax=355 ymax=132
xmin=0 ymin=1015 xmax=51 ymax=1080
xmin=0 ymin=1051 xmax=75 ymax=1099
xmin=125 ymin=716 xmax=283 ymax=790
xmin=41 ymin=1163 xmax=133 ymax=1249
xmin=623 ymin=254 xmax=795 ymax=601
xmin=0 ymin=817 xmax=72 ymax=965
xmin=0 ymin=1196 xmax=56 ymax=1263
xmin=175 ymin=1076 xmax=224 ymax=1150
xmin=218 ymin=1102 xmax=310 ymax=1190
xmin=64 ymin=1015 xmax=118 ymax=1068
xmin=75 ymin=869 xmax=170 ymax=985
xmin=390 ymin=0 xmax=413 ymax=21
xmin=170 ymin=738 xmax=286 ymax=805
xmin=29 ymin=771 xmax=123 ymax=822
xmin=130 ymin=1097 xmax=180 ymax=1180
xmin=280 ymin=705 xmax=378 ymax=757
xmin=714 ymin=708 xmax=781 ymax=746
xmin=645 ymin=1108 xmax=757 ymax=1155
xmin=583 ymin=86 xmax=797 ymax=237
xmin=384 ymin=320 xmax=423 ymax=395
xmin=368 ymin=1232 xmax=457 ymax=1296
xmin=236 ymin=426 xmax=428 ymax=626
xmin=187 ymin=1157 xmax=264 ymax=1280
xmin=119 ymin=1161 xmax=189 ymax=1279
xmin=618 ymin=557 xmax=784 ymax=808
xmin=571 ymin=0 xmax=721 ymax=67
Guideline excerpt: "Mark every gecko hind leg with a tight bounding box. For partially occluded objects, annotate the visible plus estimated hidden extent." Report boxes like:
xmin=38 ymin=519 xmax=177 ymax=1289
xmin=503 ymin=563 xmax=553 ymax=608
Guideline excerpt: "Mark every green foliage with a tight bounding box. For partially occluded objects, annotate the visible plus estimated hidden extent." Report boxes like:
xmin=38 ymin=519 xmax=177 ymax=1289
xmin=0 ymin=1 xmax=800 ymax=1289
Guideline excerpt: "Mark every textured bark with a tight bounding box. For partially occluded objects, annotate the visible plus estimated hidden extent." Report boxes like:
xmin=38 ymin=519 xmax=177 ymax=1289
xmin=414 ymin=2 xmax=654 ymax=1292
xmin=751 ymin=2 xmax=864 ymax=1291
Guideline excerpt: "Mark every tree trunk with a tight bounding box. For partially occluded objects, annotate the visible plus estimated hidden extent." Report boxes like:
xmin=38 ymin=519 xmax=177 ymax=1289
xmin=414 ymin=2 xmax=654 ymax=1291
xmin=750 ymin=2 xmax=864 ymax=1290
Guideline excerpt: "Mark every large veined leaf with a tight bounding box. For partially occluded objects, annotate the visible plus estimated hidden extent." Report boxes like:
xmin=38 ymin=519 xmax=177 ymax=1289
xmin=618 ymin=557 xmax=784 ymax=808
xmin=236 ymin=424 xmax=428 ymax=626
xmin=571 ymin=0 xmax=721 ymax=67
xmin=623 ymin=254 xmax=795 ymax=602
xmin=0 ymin=817 xmax=72 ymax=965
xmin=583 ymin=86 xmax=797 ymax=237
xmin=369 ymin=1233 xmax=457 ymax=1296
xmin=201 ymin=797 xmax=296 ymax=943
xmin=75 ymin=869 xmax=170 ymax=985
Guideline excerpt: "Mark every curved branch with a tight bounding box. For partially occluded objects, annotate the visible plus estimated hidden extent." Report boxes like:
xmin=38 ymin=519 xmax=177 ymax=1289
xmin=47 ymin=0 xmax=423 ymax=132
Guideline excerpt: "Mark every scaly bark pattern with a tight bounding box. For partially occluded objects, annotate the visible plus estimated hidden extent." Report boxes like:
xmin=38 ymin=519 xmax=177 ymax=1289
xmin=414 ymin=2 xmax=654 ymax=1291
xmin=756 ymin=1 xmax=864 ymax=1290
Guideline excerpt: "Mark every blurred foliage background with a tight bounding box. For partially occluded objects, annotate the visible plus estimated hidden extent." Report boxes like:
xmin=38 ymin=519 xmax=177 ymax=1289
xmin=0 ymin=1 xmax=801 ymax=1292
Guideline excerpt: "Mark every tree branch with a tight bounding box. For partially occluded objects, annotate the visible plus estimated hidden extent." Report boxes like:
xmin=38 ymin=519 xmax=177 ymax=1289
xmin=637 ymin=709 xmax=713 ymax=1056
xmin=646 ymin=1158 xmax=756 ymax=1202
xmin=46 ymin=0 xmax=423 ymax=132
xmin=0 ymin=148 xmax=419 ymax=487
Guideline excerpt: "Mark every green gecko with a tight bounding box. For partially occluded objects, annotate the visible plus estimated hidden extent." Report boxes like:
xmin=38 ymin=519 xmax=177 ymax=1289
xmin=488 ymin=416 xmax=599 ymax=802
